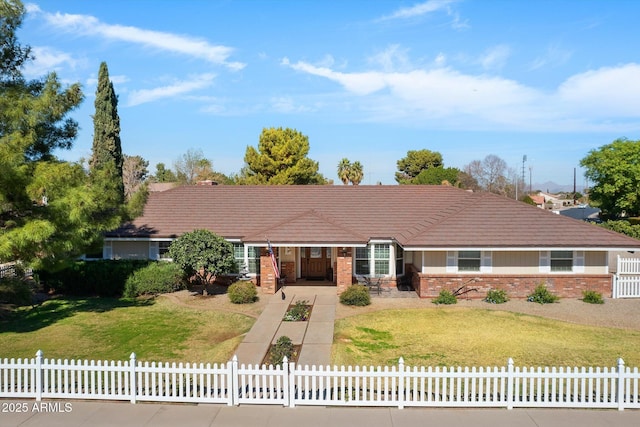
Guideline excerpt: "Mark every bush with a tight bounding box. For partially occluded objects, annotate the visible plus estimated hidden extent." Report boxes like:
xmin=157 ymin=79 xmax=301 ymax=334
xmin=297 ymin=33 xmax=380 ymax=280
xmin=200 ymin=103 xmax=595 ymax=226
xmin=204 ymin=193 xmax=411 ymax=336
xmin=339 ymin=284 xmax=371 ymax=306
xmin=38 ymin=260 xmax=150 ymax=297
xmin=484 ymin=289 xmax=509 ymax=304
xmin=123 ymin=262 xmax=186 ymax=298
xmin=582 ymin=290 xmax=604 ymax=304
xmin=527 ymin=283 xmax=559 ymax=304
xmin=0 ymin=277 xmax=32 ymax=306
xmin=432 ymin=289 xmax=457 ymax=305
xmin=228 ymin=280 xmax=258 ymax=304
xmin=268 ymin=335 xmax=295 ymax=366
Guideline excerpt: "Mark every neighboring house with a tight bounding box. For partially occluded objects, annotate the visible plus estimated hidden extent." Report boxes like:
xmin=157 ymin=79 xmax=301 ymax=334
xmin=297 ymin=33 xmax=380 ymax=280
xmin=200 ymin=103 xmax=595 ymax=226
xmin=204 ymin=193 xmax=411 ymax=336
xmin=104 ymin=185 xmax=640 ymax=298
xmin=529 ymin=195 xmax=545 ymax=209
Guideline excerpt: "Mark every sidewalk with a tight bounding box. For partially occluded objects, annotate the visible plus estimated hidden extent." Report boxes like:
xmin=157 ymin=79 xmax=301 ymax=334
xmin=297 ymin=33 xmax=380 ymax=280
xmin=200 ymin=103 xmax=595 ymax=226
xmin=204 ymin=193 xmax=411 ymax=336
xmin=234 ymin=285 xmax=337 ymax=366
xmin=2 ymin=400 xmax=638 ymax=427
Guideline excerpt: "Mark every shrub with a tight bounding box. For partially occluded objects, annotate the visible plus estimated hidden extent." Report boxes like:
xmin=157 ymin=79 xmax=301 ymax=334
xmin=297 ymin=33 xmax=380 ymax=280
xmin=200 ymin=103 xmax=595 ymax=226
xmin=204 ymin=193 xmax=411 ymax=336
xmin=0 ymin=277 xmax=32 ymax=306
xmin=228 ymin=280 xmax=258 ymax=304
xmin=283 ymin=300 xmax=311 ymax=321
xmin=268 ymin=335 xmax=295 ymax=366
xmin=582 ymin=290 xmax=604 ymax=304
xmin=527 ymin=283 xmax=559 ymax=304
xmin=339 ymin=284 xmax=371 ymax=306
xmin=432 ymin=289 xmax=457 ymax=305
xmin=484 ymin=289 xmax=509 ymax=304
xmin=37 ymin=260 xmax=149 ymax=297
xmin=123 ymin=262 xmax=186 ymax=298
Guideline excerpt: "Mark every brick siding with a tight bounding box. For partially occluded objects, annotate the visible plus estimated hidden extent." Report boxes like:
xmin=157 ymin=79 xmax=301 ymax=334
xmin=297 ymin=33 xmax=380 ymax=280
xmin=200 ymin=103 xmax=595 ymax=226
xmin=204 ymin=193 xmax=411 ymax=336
xmin=416 ymin=274 xmax=613 ymax=299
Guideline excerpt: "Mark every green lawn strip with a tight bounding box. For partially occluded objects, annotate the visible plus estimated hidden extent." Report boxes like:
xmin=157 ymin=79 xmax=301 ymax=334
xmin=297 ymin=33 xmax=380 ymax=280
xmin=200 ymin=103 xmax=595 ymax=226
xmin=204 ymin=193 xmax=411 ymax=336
xmin=332 ymin=307 xmax=640 ymax=368
xmin=0 ymin=297 xmax=254 ymax=363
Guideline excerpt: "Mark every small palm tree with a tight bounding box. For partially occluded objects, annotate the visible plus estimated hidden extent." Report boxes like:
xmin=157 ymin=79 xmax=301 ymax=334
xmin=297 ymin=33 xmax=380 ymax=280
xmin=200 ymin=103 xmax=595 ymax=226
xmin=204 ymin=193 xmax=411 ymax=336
xmin=337 ymin=158 xmax=351 ymax=185
xmin=349 ymin=161 xmax=364 ymax=185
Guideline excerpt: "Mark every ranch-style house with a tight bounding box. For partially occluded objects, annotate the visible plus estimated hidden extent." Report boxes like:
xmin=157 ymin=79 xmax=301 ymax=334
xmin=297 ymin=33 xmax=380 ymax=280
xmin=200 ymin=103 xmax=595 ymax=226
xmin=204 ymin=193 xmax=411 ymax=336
xmin=104 ymin=184 xmax=640 ymax=298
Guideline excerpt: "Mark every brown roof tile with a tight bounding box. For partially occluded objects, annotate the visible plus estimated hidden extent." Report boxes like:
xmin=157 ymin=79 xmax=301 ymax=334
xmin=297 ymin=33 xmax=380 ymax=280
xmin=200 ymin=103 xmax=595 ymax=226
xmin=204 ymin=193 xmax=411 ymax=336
xmin=107 ymin=185 xmax=640 ymax=249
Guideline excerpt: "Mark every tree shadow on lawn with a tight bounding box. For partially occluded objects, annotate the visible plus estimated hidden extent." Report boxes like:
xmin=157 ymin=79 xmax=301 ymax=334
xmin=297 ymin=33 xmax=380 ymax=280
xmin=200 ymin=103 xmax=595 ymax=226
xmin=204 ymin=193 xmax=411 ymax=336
xmin=0 ymin=297 xmax=154 ymax=333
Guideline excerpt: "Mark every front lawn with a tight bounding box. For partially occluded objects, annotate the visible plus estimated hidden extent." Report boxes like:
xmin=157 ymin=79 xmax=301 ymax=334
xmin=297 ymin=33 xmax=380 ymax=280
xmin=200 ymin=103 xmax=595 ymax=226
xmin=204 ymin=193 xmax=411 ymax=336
xmin=332 ymin=307 xmax=640 ymax=367
xmin=0 ymin=296 xmax=254 ymax=363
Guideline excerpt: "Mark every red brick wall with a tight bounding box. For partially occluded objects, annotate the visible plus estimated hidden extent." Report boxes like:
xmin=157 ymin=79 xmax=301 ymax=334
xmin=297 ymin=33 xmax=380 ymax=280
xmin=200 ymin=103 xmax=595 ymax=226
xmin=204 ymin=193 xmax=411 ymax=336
xmin=336 ymin=248 xmax=353 ymax=294
xmin=260 ymin=249 xmax=277 ymax=295
xmin=416 ymin=274 xmax=612 ymax=299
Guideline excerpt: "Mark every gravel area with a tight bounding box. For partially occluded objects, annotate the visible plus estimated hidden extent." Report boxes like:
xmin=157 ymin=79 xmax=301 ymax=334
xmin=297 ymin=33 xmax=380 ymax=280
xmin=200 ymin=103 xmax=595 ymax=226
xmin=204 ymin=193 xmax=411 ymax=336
xmin=336 ymin=296 xmax=640 ymax=330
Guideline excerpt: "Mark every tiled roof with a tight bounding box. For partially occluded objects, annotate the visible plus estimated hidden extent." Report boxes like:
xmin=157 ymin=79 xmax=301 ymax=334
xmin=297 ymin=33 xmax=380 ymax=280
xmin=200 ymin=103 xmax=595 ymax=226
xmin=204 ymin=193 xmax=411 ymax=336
xmin=107 ymin=185 xmax=640 ymax=249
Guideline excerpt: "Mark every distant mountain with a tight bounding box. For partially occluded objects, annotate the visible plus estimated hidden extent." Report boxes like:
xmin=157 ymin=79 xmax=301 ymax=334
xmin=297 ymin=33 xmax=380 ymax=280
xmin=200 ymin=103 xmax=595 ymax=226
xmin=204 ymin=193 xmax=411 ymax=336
xmin=531 ymin=181 xmax=586 ymax=194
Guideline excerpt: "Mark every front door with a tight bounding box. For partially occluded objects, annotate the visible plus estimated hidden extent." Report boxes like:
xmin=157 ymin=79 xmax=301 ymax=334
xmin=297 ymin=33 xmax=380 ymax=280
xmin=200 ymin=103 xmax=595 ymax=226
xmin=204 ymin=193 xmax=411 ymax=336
xmin=301 ymin=247 xmax=331 ymax=279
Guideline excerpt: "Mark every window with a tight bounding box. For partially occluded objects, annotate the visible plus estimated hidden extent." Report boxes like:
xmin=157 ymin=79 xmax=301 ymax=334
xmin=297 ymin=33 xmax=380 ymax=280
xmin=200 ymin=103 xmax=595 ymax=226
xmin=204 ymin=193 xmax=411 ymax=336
xmin=395 ymin=245 xmax=404 ymax=276
xmin=232 ymin=243 xmax=260 ymax=274
xmin=374 ymin=244 xmax=390 ymax=275
xmin=247 ymin=246 xmax=260 ymax=274
xmin=550 ymin=250 xmax=573 ymax=272
xmin=355 ymin=247 xmax=369 ymax=275
xmin=458 ymin=250 xmax=481 ymax=272
xmin=158 ymin=241 xmax=172 ymax=259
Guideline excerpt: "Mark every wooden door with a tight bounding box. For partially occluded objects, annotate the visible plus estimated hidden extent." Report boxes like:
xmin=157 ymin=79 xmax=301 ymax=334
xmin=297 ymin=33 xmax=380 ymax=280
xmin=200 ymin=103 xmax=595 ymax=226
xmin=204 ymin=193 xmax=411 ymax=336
xmin=302 ymin=247 xmax=330 ymax=279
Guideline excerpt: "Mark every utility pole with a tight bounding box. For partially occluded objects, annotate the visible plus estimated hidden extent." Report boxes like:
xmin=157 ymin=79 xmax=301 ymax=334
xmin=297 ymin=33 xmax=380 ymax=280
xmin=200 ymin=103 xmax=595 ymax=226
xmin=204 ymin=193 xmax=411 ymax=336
xmin=522 ymin=155 xmax=527 ymax=196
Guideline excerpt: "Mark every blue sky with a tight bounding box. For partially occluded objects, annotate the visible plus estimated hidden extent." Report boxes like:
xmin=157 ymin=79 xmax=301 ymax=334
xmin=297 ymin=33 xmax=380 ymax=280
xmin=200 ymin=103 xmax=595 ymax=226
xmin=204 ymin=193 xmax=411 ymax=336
xmin=19 ymin=0 xmax=640 ymax=187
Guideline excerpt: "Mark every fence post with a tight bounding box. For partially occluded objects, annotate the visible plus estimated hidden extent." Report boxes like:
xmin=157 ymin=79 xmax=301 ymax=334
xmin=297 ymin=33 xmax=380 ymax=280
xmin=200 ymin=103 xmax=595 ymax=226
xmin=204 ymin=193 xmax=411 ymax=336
xmin=506 ymin=358 xmax=514 ymax=410
xmin=397 ymin=357 xmax=405 ymax=409
xmin=280 ymin=356 xmax=290 ymax=408
xmin=617 ymin=358 xmax=625 ymax=411
xmin=129 ymin=353 xmax=137 ymax=404
xmin=230 ymin=355 xmax=239 ymax=406
xmin=35 ymin=350 xmax=43 ymax=402
xmin=287 ymin=357 xmax=296 ymax=408
xmin=612 ymin=274 xmax=618 ymax=299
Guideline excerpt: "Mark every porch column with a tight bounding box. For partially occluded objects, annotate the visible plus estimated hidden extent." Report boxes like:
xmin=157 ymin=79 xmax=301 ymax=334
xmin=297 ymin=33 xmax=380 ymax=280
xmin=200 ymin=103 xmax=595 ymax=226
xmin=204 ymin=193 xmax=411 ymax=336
xmin=260 ymin=248 xmax=277 ymax=295
xmin=336 ymin=247 xmax=353 ymax=294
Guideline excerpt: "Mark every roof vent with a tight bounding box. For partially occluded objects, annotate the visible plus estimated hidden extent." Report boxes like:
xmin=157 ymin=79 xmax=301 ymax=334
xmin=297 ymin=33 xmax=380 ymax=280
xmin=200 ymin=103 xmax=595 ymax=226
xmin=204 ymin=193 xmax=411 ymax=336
xmin=196 ymin=180 xmax=218 ymax=186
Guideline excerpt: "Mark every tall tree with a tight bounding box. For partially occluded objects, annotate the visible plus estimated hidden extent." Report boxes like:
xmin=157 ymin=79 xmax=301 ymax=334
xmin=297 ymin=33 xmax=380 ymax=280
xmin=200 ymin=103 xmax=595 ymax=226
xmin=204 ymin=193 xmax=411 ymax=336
xmin=122 ymin=154 xmax=148 ymax=200
xmin=337 ymin=158 xmax=351 ymax=185
xmin=413 ymin=166 xmax=461 ymax=186
xmin=237 ymin=127 xmax=326 ymax=185
xmin=464 ymin=154 xmax=512 ymax=195
xmin=90 ymin=61 xmax=124 ymax=204
xmin=580 ymin=138 xmax=640 ymax=217
xmin=395 ymin=149 xmax=443 ymax=184
xmin=0 ymin=1 xmax=120 ymax=267
xmin=349 ymin=161 xmax=364 ymax=185
xmin=153 ymin=163 xmax=178 ymax=183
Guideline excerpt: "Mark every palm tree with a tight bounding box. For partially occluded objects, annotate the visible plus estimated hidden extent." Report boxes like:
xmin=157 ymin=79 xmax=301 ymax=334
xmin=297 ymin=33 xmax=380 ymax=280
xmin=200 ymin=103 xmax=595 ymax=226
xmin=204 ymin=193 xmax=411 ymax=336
xmin=349 ymin=161 xmax=364 ymax=185
xmin=337 ymin=158 xmax=351 ymax=185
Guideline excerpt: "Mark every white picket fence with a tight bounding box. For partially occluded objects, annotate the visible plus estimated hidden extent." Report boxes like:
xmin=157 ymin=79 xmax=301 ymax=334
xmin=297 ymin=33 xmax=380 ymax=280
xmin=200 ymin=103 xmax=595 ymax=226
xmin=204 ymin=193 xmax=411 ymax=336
xmin=613 ymin=256 xmax=640 ymax=298
xmin=1 ymin=351 xmax=639 ymax=410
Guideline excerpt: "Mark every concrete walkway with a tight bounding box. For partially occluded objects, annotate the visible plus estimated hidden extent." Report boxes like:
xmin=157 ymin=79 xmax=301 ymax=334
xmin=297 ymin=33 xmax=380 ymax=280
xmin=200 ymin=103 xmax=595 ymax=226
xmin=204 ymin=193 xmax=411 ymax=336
xmin=2 ymin=400 xmax=638 ymax=427
xmin=234 ymin=285 xmax=337 ymax=366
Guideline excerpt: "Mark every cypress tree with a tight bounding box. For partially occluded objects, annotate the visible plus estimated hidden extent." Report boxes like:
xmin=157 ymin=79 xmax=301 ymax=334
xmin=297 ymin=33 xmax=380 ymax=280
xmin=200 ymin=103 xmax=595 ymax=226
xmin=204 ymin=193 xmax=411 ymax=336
xmin=90 ymin=61 xmax=124 ymax=204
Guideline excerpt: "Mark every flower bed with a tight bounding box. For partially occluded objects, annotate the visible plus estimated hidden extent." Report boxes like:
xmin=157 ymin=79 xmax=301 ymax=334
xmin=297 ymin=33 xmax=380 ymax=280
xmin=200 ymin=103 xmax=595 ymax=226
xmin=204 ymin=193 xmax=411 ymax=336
xmin=283 ymin=300 xmax=312 ymax=321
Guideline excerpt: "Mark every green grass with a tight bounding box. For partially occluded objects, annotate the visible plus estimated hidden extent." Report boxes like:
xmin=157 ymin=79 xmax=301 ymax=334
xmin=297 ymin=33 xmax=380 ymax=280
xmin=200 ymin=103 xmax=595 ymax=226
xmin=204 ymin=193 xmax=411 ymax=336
xmin=332 ymin=308 xmax=640 ymax=368
xmin=0 ymin=297 xmax=254 ymax=363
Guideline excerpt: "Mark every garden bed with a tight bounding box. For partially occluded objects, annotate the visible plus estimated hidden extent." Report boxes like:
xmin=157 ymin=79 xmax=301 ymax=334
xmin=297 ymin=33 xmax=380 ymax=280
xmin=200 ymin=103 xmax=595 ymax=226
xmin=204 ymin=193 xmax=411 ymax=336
xmin=283 ymin=300 xmax=312 ymax=321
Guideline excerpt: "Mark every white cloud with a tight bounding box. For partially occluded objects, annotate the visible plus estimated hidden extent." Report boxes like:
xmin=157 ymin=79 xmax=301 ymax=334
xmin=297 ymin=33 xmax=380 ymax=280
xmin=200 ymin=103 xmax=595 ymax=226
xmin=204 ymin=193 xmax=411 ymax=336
xmin=479 ymin=45 xmax=511 ymax=70
xmin=284 ymin=58 xmax=640 ymax=132
xmin=529 ymin=44 xmax=573 ymax=71
xmin=127 ymin=74 xmax=216 ymax=106
xmin=381 ymin=0 xmax=458 ymax=21
xmin=270 ymin=96 xmax=314 ymax=114
xmin=22 ymin=46 xmax=77 ymax=77
xmin=86 ymin=75 xmax=130 ymax=87
xmin=40 ymin=10 xmax=245 ymax=70
xmin=367 ymin=45 xmax=412 ymax=72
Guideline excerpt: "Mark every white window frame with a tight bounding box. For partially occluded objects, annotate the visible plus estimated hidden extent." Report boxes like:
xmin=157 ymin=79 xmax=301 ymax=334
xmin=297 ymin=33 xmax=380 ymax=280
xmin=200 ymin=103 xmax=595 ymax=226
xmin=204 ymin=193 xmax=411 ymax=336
xmin=539 ymin=250 xmax=584 ymax=273
xmin=355 ymin=243 xmax=393 ymax=277
xmin=447 ymin=250 xmax=492 ymax=273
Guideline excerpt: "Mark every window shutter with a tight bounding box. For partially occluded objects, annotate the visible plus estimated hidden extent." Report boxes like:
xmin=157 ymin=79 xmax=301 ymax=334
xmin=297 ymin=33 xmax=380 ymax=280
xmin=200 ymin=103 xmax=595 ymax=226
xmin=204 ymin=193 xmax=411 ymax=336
xmin=574 ymin=250 xmax=585 ymax=273
xmin=539 ymin=251 xmax=550 ymax=273
xmin=481 ymin=251 xmax=492 ymax=273
xmin=149 ymin=241 xmax=159 ymax=260
xmin=446 ymin=251 xmax=457 ymax=273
